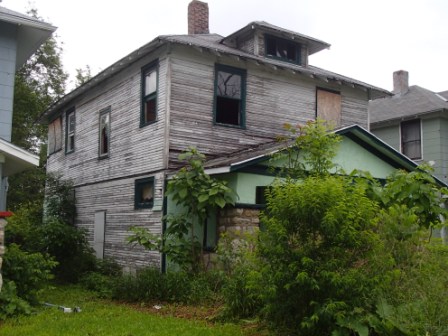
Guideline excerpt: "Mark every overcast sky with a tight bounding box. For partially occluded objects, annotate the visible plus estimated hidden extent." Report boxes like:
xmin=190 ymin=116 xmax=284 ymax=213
xmin=4 ymin=0 xmax=448 ymax=93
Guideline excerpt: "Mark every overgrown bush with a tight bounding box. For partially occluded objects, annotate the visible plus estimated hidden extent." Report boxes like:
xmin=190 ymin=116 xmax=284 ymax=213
xmin=0 ymin=281 xmax=31 ymax=320
xmin=2 ymin=244 xmax=57 ymax=304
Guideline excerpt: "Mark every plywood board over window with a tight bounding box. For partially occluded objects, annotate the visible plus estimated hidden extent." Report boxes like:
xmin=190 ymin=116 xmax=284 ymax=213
xmin=316 ymin=88 xmax=342 ymax=128
xmin=48 ymin=117 xmax=62 ymax=155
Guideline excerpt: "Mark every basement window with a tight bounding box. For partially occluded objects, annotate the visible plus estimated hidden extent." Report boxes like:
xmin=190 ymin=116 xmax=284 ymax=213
xmin=214 ymin=64 xmax=246 ymax=128
xmin=141 ymin=61 xmax=158 ymax=127
xmin=265 ymin=35 xmax=301 ymax=64
xmin=99 ymin=107 xmax=111 ymax=158
xmin=48 ymin=117 xmax=62 ymax=155
xmin=401 ymin=119 xmax=422 ymax=160
xmin=65 ymin=107 xmax=75 ymax=154
xmin=135 ymin=177 xmax=154 ymax=209
xmin=316 ymin=88 xmax=342 ymax=128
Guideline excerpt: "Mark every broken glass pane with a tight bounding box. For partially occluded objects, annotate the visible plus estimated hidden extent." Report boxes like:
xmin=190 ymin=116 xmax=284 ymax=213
xmin=217 ymin=71 xmax=241 ymax=98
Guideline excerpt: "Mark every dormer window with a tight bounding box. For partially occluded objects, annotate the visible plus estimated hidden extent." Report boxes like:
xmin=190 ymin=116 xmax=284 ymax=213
xmin=265 ymin=35 xmax=301 ymax=64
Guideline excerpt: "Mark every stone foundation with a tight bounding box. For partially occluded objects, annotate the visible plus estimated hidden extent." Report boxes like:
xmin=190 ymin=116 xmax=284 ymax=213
xmin=218 ymin=207 xmax=260 ymax=236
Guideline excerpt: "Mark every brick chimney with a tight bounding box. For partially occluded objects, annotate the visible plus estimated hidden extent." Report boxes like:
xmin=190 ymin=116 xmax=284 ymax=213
xmin=393 ymin=70 xmax=409 ymax=95
xmin=188 ymin=0 xmax=209 ymax=34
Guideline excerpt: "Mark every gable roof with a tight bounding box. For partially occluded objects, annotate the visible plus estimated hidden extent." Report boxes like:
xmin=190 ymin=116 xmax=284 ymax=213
xmin=0 ymin=6 xmax=56 ymax=69
xmin=370 ymin=85 xmax=448 ymax=125
xmin=221 ymin=21 xmax=331 ymax=55
xmin=202 ymin=124 xmax=447 ymax=187
xmin=42 ymin=23 xmax=390 ymax=121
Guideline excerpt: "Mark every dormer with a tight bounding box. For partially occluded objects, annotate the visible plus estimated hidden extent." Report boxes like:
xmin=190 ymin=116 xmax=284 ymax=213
xmin=221 ymin=21 xmax=330 ymax=67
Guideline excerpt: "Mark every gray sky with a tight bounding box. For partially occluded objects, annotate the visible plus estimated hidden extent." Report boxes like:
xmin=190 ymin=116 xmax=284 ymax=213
xmin=4 ymin=0 xmax=448 ymax=93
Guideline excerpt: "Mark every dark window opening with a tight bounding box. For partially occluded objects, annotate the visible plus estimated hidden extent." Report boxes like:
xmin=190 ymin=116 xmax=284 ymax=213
xmin=214 ymin=65 xmax=246 ymax=127
xmin=256 ymin=186 xmax=268 ymax=205
xmin=265 ymin=35 xmax=301 ymax=64
xmin=135 ymin=178 xmax=154 ymax=209
xmin=99 ymin=108 xmax=110 ymax=157
xmin=141 ymin=62 xmax=158 ymax=126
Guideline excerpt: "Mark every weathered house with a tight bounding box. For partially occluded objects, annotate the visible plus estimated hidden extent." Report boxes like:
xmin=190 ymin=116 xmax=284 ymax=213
xmin=43 ymin=1 xmax=394 ymax=271
xmin=370 ymin=70 xmax=448 ymax=182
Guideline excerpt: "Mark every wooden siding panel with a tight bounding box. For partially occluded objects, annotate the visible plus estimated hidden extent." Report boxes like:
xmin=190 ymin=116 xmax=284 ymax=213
xmin=75 ymin=172 xmax=165 ymax=270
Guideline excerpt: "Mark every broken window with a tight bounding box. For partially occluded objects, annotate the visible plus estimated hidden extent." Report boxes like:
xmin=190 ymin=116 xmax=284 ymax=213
xmin=65 ymin=108 xmax=75 ymax=153
xmin=48 ymin=117 xmax=62 ymax=155
xmin=99 ymin=107 xmax=111 ymax=158
xmin=265 ymin=35 xmax=301 ymax=64
xmin=214 ymin=64 xmax=246 ymax=127
xmin=135 ymin=177 xmax=154 ymax=209
xmin=401 ymin=119 xmax=422 ymax=160
xmin=141 ymin=62 xmax=158 ymax=126
xmin=316 ymin=88 xmax=342 ymax=128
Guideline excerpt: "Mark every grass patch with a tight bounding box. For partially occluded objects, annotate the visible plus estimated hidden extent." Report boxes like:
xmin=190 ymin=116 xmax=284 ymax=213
xmin=0 ymin=285 xmax=249 ymax=336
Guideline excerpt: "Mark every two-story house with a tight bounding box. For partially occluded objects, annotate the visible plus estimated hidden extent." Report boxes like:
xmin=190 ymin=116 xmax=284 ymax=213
xmin=43 ymin=0 xmax=398 ymax=271
xmin=370 ymin=70 xmax=448 ymax=182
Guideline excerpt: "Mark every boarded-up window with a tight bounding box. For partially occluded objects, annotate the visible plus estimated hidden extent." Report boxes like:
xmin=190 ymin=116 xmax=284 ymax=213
xmin=316 ymin=88 xmax=342 ymax=128
xmin=48 ymin=117 xmax=62 ymax=155
xmin=401 ymin=119 xmax=421 ymax=160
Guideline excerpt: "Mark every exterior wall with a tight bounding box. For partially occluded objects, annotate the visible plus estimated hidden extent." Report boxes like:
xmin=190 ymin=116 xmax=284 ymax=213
xmin=46 ymin=50 xmax=169 ymax=267
xmin=371 ymin=125 xmax=400 ymax=151
xmin=438 ymin=118 xmax=448 ymax=181
xmin=0 ymin=21 xmax=17 ymax=142
xmin=0 ymin=218 xmax=5 ymax=291
xmin=168 ymin=45 xmax=369 ymax=168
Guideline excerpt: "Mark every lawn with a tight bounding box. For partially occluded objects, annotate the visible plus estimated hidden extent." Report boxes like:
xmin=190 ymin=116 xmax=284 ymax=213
xmin=0 ymin=286 xmax=256 ymax=336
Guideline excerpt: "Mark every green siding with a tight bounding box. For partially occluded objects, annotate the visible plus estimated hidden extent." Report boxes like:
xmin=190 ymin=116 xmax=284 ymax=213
xmin=371 ymin=125 xmax=400 ymax=151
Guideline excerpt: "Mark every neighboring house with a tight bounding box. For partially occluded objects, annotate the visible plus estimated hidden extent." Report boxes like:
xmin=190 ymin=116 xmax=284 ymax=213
xmin=370 ymin=70 xmax=448 ymax=182
xmin=0 ymin=5 xmax=56 ymax=290
xmin=369 ymin=70 xmax=448 ymax=243
xmin=42 ymin=0 xmax=394 ymax=271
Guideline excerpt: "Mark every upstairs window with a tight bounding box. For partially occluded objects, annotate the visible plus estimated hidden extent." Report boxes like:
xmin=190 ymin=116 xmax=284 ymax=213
xmin=135 ymin=177 xmax=154 ymax=209
xmin=316 ymin=88 xmax=342 ymax=128
xmin=401 ymin=119 xmax=422 ymax=160
xmin=141 ymin=62 xmax=158 ymax=127
xmin=214 ymin=64 xmax=246 ymax=128
xmin=99 ymin=107 xmax=111 ymax=158
xmin=265 ymin=35 xmax=301 ymax=64
xmin=48 ymin=117 xmax=62 ymax=155
xmin=65 ymin=108 xmax=75 ymax=154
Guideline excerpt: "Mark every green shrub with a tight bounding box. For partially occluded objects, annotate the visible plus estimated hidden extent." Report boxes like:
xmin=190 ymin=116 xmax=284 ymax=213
xmin=0 ymin=281 xmax=31 ymax=320
xmin=38 ymin=218 xmax=96 ymax=282
xmin=2 ymin=244 xmax=57 ymax=304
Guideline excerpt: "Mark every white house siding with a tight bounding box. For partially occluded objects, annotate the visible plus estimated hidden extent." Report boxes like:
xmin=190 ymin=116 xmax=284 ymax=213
xmin=168 ymin=46 xmax=370 ymax=168
xmin=46 ymin=51 xmax=169 ymax=268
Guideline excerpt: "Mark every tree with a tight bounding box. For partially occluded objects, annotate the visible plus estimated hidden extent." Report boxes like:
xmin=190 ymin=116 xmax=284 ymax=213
xmin=8 ymin=8 xmax=68 ymax=210
xmin=75 ymin=65 xmax=92 ymax=87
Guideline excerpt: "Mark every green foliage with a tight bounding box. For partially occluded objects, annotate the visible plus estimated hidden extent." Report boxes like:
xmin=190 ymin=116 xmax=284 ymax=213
xmin=275 ymin=119 xmax=341 ymax=178
xmin=2 ymin=244 xmax=57 ymax=304
xmin=44 ymin=173 xmax=76 ymax=225
xmin=75 ymin=65 xmax=92 ymax=87
xmin=0 ymin=281 xmax=31 ymax=320
xmin=217 ymin=232 xmax=262 ymax=320
xmin=39 ymin=218 xmax=96 ymax=282
xmin=129 ymin=147 xmax=236 ymax=273
xmin=256 ymin=176 xmax=389 ymax=335
xmin=378 ymin=164 xmax=448 ymax=229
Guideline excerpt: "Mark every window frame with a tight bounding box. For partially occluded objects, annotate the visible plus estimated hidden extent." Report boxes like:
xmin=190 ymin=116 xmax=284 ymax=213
xmin=400 ymin=119 xmax=422 ymax=160
xmin=134 ymin=177 xmax=155 ymax=209
xmin=213 ymin=64 xmax=247 ymax=129
xmin=140 ymin=60 xmax=159 ymax=127
xmin=98 ymin=106 xmax=111 ymax=159
xmin=65 ymin=107 xmax=75 ymax=154
xmin=48 ymin=116 xmax=62 ymax=155
xmin=265 ymin=34 xmax=302 ymax=65
xmin=315 ymin=87 xmax=342 ymax=128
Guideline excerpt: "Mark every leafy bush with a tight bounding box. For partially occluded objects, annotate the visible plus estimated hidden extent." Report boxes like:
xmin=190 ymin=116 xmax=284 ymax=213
xmin=2 ymin=244 xmax=57 ymax=304
xmin=37 ymin=218 xmax=96 ymax=283
xmin=0 ymin=281 xmax=31 ymax=320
